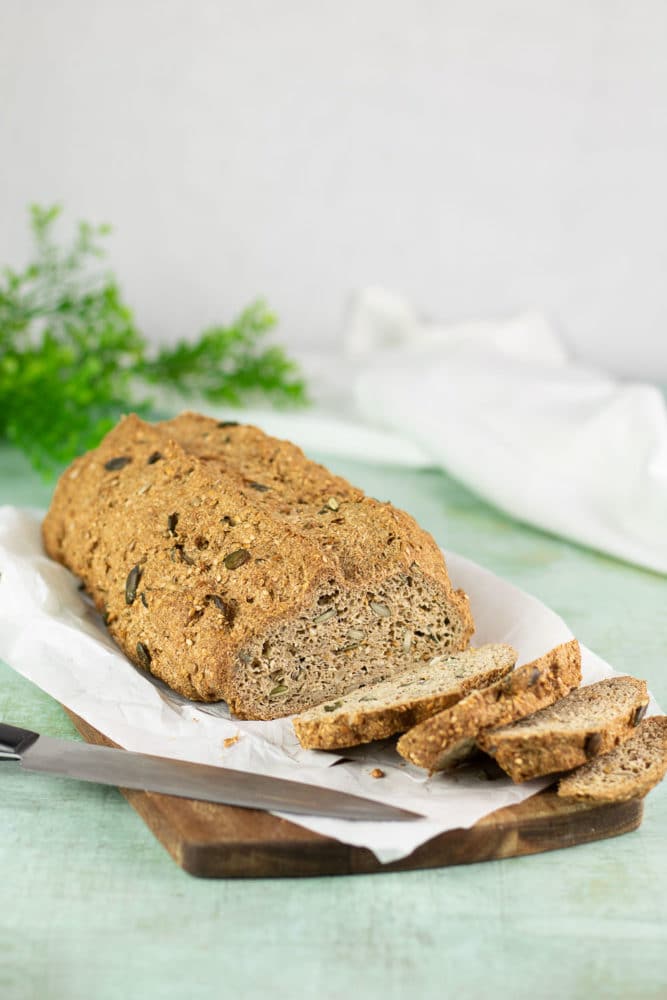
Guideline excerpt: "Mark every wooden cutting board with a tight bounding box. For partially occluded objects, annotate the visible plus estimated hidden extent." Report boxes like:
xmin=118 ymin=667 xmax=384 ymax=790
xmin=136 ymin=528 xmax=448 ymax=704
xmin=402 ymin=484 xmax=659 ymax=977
xmin=65 ymin=710 xmax=643 ymax=879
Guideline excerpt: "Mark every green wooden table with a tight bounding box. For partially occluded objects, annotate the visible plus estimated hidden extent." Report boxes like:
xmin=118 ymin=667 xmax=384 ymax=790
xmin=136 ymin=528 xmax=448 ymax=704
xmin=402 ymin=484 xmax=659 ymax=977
xmin=1 ymin=442 xmax=665 ymax=1000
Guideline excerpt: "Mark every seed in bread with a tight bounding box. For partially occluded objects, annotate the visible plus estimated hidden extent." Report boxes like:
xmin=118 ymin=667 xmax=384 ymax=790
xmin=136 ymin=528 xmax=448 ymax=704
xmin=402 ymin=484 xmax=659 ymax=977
xmin=396 ymin=639 xmax=582 ymax=771
xmin=42 ymin=412 xmax=474 ymax=720
xmin=293 ymin=644 xmax=518 ymax=750
xmin=558 ymin=716 xmax=667 ymax=803
xmin=478 ymin=675 xmax=649 ymax=782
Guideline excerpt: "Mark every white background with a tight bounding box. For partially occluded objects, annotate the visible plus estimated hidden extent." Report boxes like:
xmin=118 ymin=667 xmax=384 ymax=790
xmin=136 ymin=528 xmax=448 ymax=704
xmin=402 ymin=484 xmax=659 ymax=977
xmin=1 ymin=0 xmax=666 ymax=380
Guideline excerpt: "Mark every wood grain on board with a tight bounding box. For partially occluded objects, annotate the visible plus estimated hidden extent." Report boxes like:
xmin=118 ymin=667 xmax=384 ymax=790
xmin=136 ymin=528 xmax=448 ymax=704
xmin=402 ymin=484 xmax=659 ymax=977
xmin=65 ymin=710 xmax=644 ymax=879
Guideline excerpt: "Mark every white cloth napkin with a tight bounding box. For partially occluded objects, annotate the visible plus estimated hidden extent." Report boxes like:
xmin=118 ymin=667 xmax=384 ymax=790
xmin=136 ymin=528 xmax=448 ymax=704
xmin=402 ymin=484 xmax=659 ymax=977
xmin=231 ymin=289 xmax=667 ymax=575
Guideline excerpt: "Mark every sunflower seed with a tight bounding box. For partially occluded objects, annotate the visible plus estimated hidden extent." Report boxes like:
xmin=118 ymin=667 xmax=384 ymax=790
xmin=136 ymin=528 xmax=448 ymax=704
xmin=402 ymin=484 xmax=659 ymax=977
xmin=147 ymin=451 xmax=163 ymax=464
xmin=217 ymin=421 xmax=239 ymax=428
xmin=347 ymin=629 xmax=365 ymax=642
xmin=248 ymin=481 xmax=271 ymax=492
xmin=172 ymin=544 xmax=195 ymax=566
xmin=167 ymin=512 xmax=179 ymax=535
xmin=313 ymin=608 xmax=337 ymax=624
xmin=402 ymin=630 xmax=413 ymax=653
xmin=326 ymin=497 xmax=339 ymax=511
xmin=369 ymin=601 xmax=391 ymax=618
xmin=224 ymin=548 xmax=251 ymax=570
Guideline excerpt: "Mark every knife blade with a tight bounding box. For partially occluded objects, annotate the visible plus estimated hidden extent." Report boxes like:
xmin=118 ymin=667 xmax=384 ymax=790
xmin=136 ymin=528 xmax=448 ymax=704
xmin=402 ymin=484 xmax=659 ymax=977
xmin=0 ymin=722 xmax=420 ymax=821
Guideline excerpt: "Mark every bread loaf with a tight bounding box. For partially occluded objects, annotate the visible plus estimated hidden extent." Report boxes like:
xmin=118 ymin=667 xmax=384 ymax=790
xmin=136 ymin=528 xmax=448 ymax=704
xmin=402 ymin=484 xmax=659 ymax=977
xmin=42 ymin=412 xmax=474 ymax=720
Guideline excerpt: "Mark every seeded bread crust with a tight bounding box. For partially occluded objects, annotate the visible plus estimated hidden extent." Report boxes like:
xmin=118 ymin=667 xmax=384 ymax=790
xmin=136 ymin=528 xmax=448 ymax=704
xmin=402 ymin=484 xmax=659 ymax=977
xmin=293 ymin=644 xmax=517 ymax=750
xmin=42 ymin=412 xmax=474 ymax=720
xmin=396 ymin=640 xmax=582 ymax=772
xmin=478 ymin=676 xmax=649 ymax=782
xmin=557 ymin=716 xmax=667 ymax=803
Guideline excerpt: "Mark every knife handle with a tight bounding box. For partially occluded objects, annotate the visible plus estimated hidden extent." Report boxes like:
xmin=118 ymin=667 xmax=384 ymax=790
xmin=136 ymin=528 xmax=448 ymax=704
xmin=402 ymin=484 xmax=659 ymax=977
xmin=0 ymin=722 xmax=40 ymax=758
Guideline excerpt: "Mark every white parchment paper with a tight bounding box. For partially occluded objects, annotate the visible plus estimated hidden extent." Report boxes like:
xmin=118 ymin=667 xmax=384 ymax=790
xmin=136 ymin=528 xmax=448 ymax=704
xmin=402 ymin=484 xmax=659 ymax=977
xmin=0 ymin=506 xmax=660 ymax=864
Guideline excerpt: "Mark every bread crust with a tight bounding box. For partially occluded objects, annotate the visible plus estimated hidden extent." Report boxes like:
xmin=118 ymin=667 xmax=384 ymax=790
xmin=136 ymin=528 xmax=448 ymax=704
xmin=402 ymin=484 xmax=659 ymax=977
xmin=42 ymin=412 xmax=474 ymax=719
xmin=396 ymin=639 xmax=582 ymax=771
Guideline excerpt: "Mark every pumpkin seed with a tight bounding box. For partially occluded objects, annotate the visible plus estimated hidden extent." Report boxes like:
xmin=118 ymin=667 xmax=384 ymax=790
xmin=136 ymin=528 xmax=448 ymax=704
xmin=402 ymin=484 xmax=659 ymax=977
xmin=269 ymin=683 xmax=289 ymax=698
xmin=206 ymin=594 xmax=237 ymax=626
xmin=217 ymin=421 xmax=239 ymax=428
xmin=323 ymin=701 xmax=342 ymax=712
xmin=105 ymin=456 xmax=132 ymax=471
xmin=224 ymin=548 xmax=251 ymax=570
xmin=248 ymin=481 xmax=270 ymax=492
xmin=125 ymin=564 xmax=142 ymax=604
xmin=369 ymin=601 xmax=391 ymax=618
xmin=136 ymin=642 xmax=151 ymax=668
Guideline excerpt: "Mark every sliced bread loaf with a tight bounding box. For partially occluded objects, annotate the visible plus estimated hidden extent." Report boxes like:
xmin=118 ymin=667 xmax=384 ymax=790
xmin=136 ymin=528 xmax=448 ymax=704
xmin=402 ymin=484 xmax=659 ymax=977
xmin=42 ymin=412 xmax=474 ymax=720
xmin=478 ymin=675 xmax=649 ymax=782
xmin=396 ymin=639 xmax=582 ymax=771
xmin=292 ymin=644 xmax=517 ymax=749
xmin=558 ymin=715 xmax=667 ymax=803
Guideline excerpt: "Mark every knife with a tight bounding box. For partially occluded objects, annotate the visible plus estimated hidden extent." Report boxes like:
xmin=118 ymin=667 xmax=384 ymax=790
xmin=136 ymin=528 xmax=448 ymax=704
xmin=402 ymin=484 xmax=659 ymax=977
xmin=0 ymin=722 xmax=420 ymax=822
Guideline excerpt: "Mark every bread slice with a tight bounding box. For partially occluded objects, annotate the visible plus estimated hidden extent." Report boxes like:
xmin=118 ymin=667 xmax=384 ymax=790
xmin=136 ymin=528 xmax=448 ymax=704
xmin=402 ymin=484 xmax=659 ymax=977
xmin=558 ymin=716 xmax=667 ymax=803
xmin=478 ymin=675 xmax=650 ymax=782
xmin=396 ymin=639 xmax=582 ymax=771
xmin=292 ymin=644 xmax=517 ymax=749
xmin=42 ymin=412 xmax=474 ymax=720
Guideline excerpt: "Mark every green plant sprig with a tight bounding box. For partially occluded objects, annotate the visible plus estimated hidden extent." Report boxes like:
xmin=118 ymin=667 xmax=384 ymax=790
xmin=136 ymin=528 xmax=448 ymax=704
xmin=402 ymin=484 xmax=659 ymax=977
xmin=0 ymin=205 xmax=307 ymax=475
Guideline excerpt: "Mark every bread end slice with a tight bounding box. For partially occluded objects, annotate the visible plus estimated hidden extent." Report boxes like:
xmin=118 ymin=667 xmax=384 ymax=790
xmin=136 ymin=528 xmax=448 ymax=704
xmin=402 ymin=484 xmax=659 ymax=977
xmin=558 ymin=715 xmax=667 ymax=803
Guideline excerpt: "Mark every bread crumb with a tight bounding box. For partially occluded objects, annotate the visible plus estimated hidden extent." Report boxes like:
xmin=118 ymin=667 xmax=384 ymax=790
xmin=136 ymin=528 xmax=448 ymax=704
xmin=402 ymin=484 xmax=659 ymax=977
xmin=370 ymin=768 xmax=385 ymax=779
xmin=223 ymin=734 xmax=240 ymax=748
